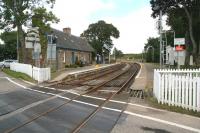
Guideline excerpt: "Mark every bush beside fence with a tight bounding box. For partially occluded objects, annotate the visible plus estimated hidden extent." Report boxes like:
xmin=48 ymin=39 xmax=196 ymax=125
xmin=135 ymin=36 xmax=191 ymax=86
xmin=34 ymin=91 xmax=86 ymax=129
xmin=153 ymin=69 xmax=200 ymax=112
xmin=10 ymin=63 xmax=51 ymax=82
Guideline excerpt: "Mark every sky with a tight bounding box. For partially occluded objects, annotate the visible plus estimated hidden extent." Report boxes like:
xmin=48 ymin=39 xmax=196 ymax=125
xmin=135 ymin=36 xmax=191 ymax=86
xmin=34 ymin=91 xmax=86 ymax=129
xmin=51 ymin=0 xmax=165 ymax=54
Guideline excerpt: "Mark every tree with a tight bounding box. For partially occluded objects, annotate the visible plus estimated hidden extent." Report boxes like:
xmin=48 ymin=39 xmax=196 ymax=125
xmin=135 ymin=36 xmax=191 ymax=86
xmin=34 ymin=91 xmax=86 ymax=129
xmin=144 ymin=37 xmax=160 ymax=63
xmin=0 ymin=31 xmax=17 ymax=60
xmin=150 ymin=0 xmax=200 ymax=65
xmin=0 ymin=0 xmax=57 ymax=63
xmin=81 ymin=20 xmax=120 ymax=56
xmin=113 ymin=47 xmax=123 ymax=58
xmin=32 ymin=7 xmax=59 ymax=67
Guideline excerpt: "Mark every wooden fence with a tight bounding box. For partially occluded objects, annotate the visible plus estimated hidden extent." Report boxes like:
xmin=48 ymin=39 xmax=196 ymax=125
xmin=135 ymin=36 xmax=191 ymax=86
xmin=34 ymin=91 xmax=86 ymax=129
xmin=153 ymin=69 xmax=200 ymax=112
xmin=10 ymin=63 xmax=51 ymax=82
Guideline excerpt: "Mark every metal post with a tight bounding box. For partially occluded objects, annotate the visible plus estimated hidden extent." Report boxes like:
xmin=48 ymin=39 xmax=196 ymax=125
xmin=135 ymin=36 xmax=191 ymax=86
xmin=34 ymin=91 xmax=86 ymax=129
xmin=159 ymin=10 xmax=163 ymax=68
xmin=17 ymin=28 xmax=19 ymax=61
xmin=152 ymin=48 xmax=154 ymax=62
xmin=114 ymin=48 xmax=116 ymax=60
xmin=109 ymin=51 xmax=110 ymax=64
xmin=142 ymin=50 xmax=143 ymax=62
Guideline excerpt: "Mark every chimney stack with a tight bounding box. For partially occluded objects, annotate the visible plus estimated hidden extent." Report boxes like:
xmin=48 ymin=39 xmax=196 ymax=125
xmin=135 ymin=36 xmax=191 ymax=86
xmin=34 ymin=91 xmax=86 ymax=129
xmin=63 ymin=27 xmax=71 ymax=36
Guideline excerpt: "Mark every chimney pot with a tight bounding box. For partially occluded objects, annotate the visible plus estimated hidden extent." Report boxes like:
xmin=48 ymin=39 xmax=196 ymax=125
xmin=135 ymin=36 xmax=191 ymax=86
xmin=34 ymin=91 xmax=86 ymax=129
xmin=63 ymin=27 xmax=71 ymax=36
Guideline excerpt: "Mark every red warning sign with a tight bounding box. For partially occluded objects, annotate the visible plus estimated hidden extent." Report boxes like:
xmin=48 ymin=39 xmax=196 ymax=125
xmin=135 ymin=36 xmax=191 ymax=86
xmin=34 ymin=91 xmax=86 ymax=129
xmin=175 ymin=45 xmax=185 ymax=51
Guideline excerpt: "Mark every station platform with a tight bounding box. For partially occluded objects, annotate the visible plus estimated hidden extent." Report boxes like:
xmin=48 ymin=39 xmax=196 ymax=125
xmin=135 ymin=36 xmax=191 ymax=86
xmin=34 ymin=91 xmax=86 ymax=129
xmin=50 ymin=63 xmax=118 ymax=83
xmin=129 ymin=63 xmax=158 ymax=98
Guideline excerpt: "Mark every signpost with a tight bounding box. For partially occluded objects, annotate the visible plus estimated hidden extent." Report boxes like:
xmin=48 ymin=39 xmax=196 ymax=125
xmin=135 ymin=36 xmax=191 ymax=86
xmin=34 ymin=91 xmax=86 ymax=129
xmin=174 ymin=38 xmax=185 ymax=45
xmin=25 ymin=27 xmax=41 ymax=67
xmin=174 ymin=38 xmax=185 ymax=68
xmin=47 ymin=35 xmax=57 ymax=68
xmin=103 ymin=44 xmax=111 ymax=64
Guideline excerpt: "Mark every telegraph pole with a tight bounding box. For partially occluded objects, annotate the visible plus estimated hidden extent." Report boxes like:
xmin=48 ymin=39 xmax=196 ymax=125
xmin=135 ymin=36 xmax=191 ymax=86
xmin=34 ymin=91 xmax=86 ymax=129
xmin=159 ymin=10 xmax=163 ymax=68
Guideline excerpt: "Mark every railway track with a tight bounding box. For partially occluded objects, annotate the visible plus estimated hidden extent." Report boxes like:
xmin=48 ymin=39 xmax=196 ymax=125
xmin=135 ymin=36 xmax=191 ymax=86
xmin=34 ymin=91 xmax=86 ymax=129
xmin=50 ymin=63 xmax=125 ymax=88
xmin=3 ymin=63 xmax=140 ymax=133
xmin=71 ymin=63 xmax=140 ymax=133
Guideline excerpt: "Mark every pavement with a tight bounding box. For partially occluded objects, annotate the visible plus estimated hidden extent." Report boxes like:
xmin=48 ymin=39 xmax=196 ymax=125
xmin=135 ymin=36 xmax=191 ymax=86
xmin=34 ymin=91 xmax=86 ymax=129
xmin=130 ymin=63 xmax=158 ymax=91
xmin=50 ymin=63 xmax=117 ymax=82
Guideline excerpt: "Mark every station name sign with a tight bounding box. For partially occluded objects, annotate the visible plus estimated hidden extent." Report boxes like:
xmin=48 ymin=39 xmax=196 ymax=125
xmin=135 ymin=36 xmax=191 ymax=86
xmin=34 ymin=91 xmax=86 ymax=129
xmin=174 ymin=38 xmax=185 ymax=45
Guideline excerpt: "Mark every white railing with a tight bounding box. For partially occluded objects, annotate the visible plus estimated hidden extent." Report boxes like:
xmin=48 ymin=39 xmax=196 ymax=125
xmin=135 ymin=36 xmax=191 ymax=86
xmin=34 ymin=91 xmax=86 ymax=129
xmin=10 ymin=63 xmax=33 ymax=77
xmin=153 ymin=69 xmax=200 ymax=112
xmin=10 ymin=63 xmax=51 ymax=82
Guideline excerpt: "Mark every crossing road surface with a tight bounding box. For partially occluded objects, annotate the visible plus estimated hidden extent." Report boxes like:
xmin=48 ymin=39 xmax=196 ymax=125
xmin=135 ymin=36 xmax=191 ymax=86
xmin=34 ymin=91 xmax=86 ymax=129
xmin=0 ymin=72 xmax=200 ymax=133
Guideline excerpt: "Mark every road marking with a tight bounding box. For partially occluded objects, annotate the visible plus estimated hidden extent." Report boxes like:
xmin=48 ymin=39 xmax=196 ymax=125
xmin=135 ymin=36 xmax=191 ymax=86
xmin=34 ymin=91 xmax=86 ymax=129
xmin=40 ymin=86 xmax=57 ymax=91
xmin=21 ymin=80 xmax=36 ymax=86
xmin=5 ymin=77 xmax=197 ymax=117
xmin=11 ymin=78 xmax=194 ymax=115
xmin=5 ymin=77 xmax=200 ymax=132
xmin=124 ymin=111 xmax=200 ymax=133
xmin=102 ymin=107 xmax=122 ymax=112
xmin=82 ymin=95 xmax=106 ymax=100
xmin=6 ymin=77 xmax=27 ymax=89
xmin=98 ymin=90 xmax=118 ymax=93
xmin=73 ymin=100 xmax=98 ymax=107
xmin=0 ymin=92 xmax=67 ymax=121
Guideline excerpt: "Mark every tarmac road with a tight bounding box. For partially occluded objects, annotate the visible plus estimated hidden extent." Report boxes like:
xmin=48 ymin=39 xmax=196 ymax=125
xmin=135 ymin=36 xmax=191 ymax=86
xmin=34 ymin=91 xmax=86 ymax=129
xmin=0 ymin=71 xmax=200 ymax=133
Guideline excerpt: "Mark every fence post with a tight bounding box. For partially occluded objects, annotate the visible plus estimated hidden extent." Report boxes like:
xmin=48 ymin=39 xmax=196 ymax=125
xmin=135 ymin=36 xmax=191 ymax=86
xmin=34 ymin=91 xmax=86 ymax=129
xmin=181 ymin=75 xmax=185 ymax=108
xmin=197 ymin=77 xmax=200 ymax=112
xmin=189 ymin=73 xmax=193 ymax=110
xmin=158 ymin=71 xmax=161 ymax=103
xmin=168 ymin=73 xmax=172 ymax=105
xmin=171 ymin=74 xmax=175 ymax=106
xmin=193 ymin=76 xmax=197 ymax=111
xmin=153 ymin=70 xmax=157 ymax=99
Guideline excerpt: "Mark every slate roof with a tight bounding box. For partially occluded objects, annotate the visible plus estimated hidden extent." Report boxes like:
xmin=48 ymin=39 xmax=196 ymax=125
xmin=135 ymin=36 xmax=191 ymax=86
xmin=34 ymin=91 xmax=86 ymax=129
xmin=51 ymin=28 xmax=94 ymax=52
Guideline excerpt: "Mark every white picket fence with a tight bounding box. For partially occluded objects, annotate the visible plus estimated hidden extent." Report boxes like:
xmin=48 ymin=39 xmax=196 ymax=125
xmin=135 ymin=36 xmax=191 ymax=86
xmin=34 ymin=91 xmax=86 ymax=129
xmin=153 ymin=69 xmax=200 ymax=112
xmin=10 ymin=63 xmax=51 ymax=82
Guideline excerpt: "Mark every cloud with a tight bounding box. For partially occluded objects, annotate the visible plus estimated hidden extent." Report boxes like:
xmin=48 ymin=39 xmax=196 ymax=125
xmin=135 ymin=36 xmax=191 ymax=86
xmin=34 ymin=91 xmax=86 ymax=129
xmin=51 ymin=0 xmax=115 ymax=35
xmin=101 ymin=6 xmax=159 ymax=53
xmin=51 ymin=0 xmax=168 ymax=54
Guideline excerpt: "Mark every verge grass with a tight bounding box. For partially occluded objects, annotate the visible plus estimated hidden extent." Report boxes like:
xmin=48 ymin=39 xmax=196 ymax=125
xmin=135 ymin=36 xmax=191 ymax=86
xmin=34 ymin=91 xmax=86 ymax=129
xmin=144 ymin=89 xmax=200 ymax=118
xmin=2 ymin=68 xmax=35 ymax=83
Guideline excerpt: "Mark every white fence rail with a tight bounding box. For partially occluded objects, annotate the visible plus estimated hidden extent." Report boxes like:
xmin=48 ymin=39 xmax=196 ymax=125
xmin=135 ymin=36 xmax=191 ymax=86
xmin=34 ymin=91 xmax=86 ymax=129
xmin=153 ymin=69 xmax=200 ymax=112
xmin=10 ymin=63 xmax=51 ymax=82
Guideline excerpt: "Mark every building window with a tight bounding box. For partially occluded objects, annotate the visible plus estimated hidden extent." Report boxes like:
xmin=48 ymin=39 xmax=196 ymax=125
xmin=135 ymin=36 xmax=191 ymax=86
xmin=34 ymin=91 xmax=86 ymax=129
xmin=47 ymin=35 xmax=52 ymax=44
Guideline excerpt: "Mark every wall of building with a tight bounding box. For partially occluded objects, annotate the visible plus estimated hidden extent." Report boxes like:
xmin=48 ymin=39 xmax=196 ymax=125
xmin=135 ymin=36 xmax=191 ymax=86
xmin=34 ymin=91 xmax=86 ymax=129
xmin=56 ymin=49 xmax=92 ymax=69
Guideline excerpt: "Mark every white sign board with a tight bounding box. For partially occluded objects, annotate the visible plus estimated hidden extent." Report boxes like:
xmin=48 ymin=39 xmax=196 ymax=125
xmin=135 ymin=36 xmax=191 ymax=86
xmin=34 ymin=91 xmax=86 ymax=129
xmin=47 ymin=44 xmax=56 ymax=60
xmin=174 ymin=38 xmax=185 ymax=45
xmin=25 ymin=42 xmax=33 ymax=48
xmin=34 ymin=43 xmax=41 ymax=53
xmin=25 ymin=37 xmax=40 ymax=42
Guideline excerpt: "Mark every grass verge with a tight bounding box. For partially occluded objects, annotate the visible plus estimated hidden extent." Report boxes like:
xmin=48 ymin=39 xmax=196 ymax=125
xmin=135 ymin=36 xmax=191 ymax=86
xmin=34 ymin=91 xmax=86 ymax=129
xmin=146 ymin=96 xmax=200 ymax=118
xmin=2 ymin=68 xmax=35 ymax=83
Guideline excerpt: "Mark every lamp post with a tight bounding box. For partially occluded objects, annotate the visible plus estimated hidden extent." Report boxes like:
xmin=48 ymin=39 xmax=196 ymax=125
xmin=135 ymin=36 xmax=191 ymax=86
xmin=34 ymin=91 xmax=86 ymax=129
xmin=153 ymin=5 xmax=163 ymax=68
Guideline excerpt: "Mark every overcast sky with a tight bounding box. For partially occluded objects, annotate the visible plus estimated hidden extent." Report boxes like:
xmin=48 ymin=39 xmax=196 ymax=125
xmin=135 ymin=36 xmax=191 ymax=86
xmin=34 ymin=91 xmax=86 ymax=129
xmin=51 ymin=0 xmax=163 ymax=54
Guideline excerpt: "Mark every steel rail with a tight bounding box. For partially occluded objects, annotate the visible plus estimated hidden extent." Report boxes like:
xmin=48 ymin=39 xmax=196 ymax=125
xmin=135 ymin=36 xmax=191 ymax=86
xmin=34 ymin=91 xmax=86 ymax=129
xmin=49 ymin=63 xmax=124 ymax=87
xmin=62 ymin=64 xmax=125 ymax=86
xmin=71 ymin=63 xmax=140 ymax=133
xmin=4 ymin=63 xmax=132 ymax=133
